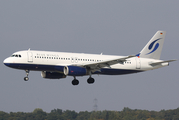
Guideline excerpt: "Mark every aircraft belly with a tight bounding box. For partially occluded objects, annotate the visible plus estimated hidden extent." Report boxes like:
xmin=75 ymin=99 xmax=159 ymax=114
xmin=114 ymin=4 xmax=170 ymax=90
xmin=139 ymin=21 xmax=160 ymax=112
xmin=94 ymin=68 xmax=143 ymax=75
xmin=92 ymin=62 xmax=142 ymax=75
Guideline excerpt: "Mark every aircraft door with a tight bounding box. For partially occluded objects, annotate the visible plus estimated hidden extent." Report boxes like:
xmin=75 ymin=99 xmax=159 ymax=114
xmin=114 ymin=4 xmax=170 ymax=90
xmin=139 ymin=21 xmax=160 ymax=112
xmin=27 ymin=52 xmax=33 ymax=62
xmin=136 ymin=58 xmax=141 ymax=69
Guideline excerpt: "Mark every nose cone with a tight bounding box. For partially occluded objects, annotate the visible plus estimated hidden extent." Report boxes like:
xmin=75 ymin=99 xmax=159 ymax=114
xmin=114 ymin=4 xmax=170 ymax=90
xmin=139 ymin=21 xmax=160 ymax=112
xmin=3 ymin=58 xmax=11 ymax=67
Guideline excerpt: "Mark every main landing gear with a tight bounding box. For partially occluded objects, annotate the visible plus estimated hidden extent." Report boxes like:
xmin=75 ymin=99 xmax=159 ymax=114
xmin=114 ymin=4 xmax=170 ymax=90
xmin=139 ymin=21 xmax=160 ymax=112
xmin=72 ymin=71 xmax=95 ymax=85
xmin=87 ymin=77 xmax=95 ymax=84
xmin=87 ymin=72 xmax=95 ymax=84
xmin=72 ymin=76 xmax=79 ymax=85
xmin=71 ymin=76 xmax=95 ymax=85
xmin=24 ymin=70 xmax=29 ymax=81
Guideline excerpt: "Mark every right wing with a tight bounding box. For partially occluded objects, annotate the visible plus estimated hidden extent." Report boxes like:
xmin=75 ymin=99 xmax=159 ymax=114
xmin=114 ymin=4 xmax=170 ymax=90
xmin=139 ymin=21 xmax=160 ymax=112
xmin=75 ymin=55 xmax=136 ymax=72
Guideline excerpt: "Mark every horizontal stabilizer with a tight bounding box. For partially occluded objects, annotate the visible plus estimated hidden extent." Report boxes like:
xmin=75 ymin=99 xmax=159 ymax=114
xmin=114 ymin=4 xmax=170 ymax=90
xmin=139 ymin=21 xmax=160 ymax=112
xmin=149 ymin=59 xmax=177 ymax=66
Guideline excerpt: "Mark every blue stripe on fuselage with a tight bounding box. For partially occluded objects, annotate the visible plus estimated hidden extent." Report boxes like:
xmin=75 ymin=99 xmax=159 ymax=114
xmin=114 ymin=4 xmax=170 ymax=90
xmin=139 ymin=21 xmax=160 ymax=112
xmin=94 ymin=68 xmax=143 ymax=75
xmin=4 ymin=63 xmax=143 ymax=75
xmin=4 ymin=63 xmax=64 ymax=72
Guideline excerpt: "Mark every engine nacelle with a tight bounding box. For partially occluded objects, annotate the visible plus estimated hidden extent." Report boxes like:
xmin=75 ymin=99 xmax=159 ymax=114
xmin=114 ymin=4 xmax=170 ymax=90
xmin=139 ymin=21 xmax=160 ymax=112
xmin=41 ymin=71 xmax=66 ymax=79
xmin=64 ymin=66 xmax=89 ymax=76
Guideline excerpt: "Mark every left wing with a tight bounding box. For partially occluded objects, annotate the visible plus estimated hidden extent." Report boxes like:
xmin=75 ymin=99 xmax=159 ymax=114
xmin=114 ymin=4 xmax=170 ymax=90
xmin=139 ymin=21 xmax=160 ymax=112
xmin=75 ymin=55 xmax=136 ymax=72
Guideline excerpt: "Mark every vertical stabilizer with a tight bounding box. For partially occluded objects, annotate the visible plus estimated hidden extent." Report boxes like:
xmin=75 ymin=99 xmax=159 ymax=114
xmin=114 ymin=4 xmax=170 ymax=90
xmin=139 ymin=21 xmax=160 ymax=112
xmin=137 ymin=31 xmax=166 ymax=60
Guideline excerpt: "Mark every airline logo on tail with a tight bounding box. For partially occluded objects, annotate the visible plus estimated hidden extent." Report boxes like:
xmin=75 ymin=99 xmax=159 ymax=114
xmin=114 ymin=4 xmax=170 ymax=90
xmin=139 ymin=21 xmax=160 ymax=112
xmin=146 ymin=38 xmax=162 ymax=55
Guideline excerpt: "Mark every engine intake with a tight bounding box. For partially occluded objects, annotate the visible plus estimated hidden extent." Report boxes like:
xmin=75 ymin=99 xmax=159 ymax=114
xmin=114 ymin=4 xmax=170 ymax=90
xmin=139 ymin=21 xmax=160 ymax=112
xmin=64 ymin=66 xmax=89 ymax=76
xmin=41 ymin=71 xmax=66 ymax=79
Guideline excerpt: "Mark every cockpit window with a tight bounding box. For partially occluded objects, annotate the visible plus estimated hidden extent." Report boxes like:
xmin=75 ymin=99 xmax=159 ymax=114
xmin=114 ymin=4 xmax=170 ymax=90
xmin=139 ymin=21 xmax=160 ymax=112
xmin=11 ymin=54 xmax=22 ymax=58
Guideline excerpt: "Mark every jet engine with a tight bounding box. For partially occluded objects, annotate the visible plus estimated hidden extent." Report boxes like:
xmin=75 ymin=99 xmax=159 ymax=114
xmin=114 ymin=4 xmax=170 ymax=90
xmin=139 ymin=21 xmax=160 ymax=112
xmin=64 ymin=66 xmax=89 ymax=76
xmin=41 ymin=71 xmax=66 ymax=79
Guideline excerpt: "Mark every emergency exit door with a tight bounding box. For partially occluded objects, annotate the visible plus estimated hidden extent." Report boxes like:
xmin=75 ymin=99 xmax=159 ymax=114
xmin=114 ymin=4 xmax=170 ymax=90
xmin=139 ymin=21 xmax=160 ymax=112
xmin=136 ymin=58 xmax=141 ymax=69
xmin=27 ymin=52 xmax=33 ymax=62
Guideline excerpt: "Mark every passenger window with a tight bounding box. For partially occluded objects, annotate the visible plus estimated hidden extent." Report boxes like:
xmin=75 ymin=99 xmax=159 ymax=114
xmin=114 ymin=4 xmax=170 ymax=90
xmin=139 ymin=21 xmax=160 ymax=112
xmin=15 ymin=55 xmax=18 ymax=57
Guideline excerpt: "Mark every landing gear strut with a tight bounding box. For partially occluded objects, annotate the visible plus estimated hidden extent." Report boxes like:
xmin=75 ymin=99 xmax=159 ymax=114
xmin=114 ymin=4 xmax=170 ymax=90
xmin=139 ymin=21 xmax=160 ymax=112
xmin=72 ymin=76 xmax=79 ymax=85
xmin=24 ymin=70 xmax=29 ymax=81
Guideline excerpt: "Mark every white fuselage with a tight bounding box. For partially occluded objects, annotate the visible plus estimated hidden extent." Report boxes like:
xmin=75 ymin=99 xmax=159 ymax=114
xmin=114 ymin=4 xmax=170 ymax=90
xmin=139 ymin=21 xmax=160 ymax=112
xmin=3 ymin=50 xmax=168 ymax=76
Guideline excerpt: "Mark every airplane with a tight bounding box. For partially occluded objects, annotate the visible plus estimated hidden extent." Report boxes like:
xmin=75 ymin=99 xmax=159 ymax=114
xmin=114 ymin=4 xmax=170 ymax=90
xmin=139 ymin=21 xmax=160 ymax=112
xmin=3 ymin=31 xmax=176 ymax=85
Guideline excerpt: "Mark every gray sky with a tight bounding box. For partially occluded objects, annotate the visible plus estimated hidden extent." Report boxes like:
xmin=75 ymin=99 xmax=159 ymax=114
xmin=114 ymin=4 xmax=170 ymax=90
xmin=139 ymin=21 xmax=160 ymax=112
xmin=0 ymin=0 xmax=179 ymax=113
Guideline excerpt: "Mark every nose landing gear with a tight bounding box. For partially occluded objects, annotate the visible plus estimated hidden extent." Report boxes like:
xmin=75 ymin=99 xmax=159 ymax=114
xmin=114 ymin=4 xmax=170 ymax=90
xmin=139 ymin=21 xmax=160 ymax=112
xmin=24 ymin=70 xmax=29 ymax=81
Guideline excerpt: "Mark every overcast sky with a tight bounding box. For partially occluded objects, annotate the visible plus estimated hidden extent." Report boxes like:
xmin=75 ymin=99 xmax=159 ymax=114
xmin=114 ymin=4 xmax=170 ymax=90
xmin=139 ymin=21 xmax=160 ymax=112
xmin=0 ymin=0 xmax=179 ymax=113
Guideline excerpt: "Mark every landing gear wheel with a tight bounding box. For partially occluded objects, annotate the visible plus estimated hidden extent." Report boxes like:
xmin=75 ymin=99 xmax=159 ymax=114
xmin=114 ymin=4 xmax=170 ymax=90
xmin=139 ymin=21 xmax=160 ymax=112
xmin=87 ymin=77 xmax=95 ymax=84
xmin=24 ymin=77 xmax=29 ymax=81
xmin=72 ymin=79 xmax=79 ymax=85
